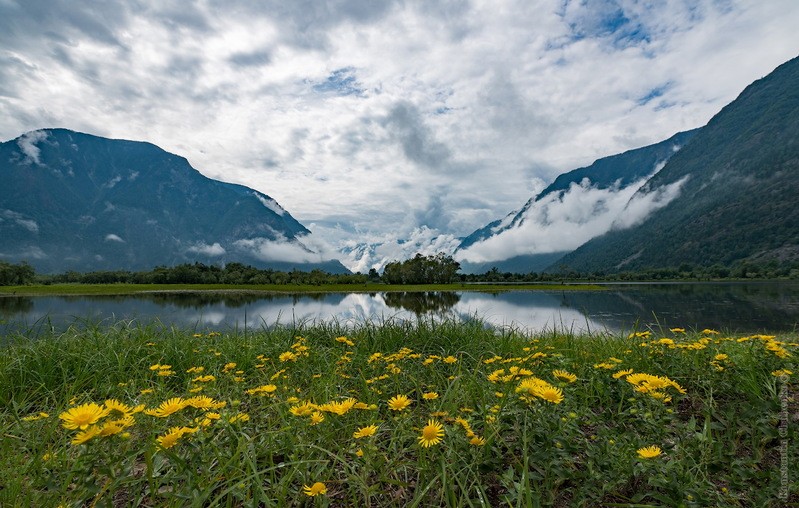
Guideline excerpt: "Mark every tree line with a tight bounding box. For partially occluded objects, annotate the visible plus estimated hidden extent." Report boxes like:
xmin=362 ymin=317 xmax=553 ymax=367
xmin=2 ymin=255 xmax=798 ymax=287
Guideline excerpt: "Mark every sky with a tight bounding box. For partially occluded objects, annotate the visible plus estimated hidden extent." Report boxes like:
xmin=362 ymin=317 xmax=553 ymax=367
xmin=2 ymin=0 xmax=798 ymax=272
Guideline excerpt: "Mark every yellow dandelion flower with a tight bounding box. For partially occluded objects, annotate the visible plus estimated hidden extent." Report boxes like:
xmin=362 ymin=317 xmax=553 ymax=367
xmin=772 ymin=369 xmax=794 ymax=377
xmin=552 ymin=370 xmax=577 ymax=383
xmin=144 ymin=397 xmax=187 ymax=417
xmin=387 ymin=394 xmax=412 ymax=411
xmin=303 ymin=482 xmax=327 ymax=497
xmin=245 ymin=384 xmax=278 ymax=396
xmin=140 ymin=388 xmax=154 ymax=395
xmin=279 ymin=351 xmax=298 ymax=362
xmin=422 ymin=392 xmax=439 ymax=400
xmin=335 ymin=336 xmax=355 ymax=346
xmin=637 ymin=445 xmax=663 ymax=459
xmin=714 ymin=354 xmax=729 ymax=361
xmin=469 ymin=436 xmax=487 ymax=446
xmin=309 ymin=411 xmax=325 ymax=425
xmin=353 ymin=424 xmax=379 ymax=438
xmin=442 ymin=356 xmax=458 ymax=364
xmin=193 ymin=374 xmax=216 ymax=383
xmin=289 ymin=401 xmax=317 ymax=416
xmin=228 ymin=413 xmax=250 ymax=423
xmin=59 ymin=403 xmax=110 ymax=430
xmin=418 ymin=419 xmax=445 ymax=447
xmin=71 ymin=425 xmax=103 ymax=445
xmin=701 ymin=329 xmax=719 ymax=335
xmin=670 ymin=328 xmax=685 ymax=333
xmin=537 ymin=386 xmax=564 ymax=404
xmin=355 ymin=448 xmax=364 ymax=457
xmin=156 ymin=426 xmax=197 ymax=449
xmin=22 ymin=412 xmax=50 ymax=421
xmin=613 ymin=369 xmax=634 ymax=379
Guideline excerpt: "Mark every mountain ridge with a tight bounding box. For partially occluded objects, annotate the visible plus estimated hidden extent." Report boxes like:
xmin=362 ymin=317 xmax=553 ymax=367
xmin=1 ymin=128 xmax=349 ymax=274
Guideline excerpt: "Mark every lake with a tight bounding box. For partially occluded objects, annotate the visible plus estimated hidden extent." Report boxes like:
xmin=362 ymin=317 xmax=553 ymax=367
xmin=1 ymin=281 xmax=799 ymax=336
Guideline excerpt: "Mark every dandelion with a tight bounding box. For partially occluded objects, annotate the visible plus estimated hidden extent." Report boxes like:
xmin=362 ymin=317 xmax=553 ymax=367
xmin=279 ymin=351 xmax=298 ymax=362
xmin=772 ymin=369 xmax=794 ymax=377
xmin=140 ymin=388 xmax=154 ymax=395
xmin=418 ymin=419 xmax=445 ymax=447
xmin=156 ymin=426 xmax=197 ymax=449
xmin=714 ymin=354 xmax=729 ymax=361
xmin=637 ymin=445 xmax=663 ymax=459
xmin=71 ymin=426 xmax=103 ymax=445
xmin=59 ymin=403 xmax=110 ymax=430
xmin=335 ymin=336 xmax=355 ymax=346
xmin=245 ymin=384 xmax=278 ymax=396
xmin=538 ymin=386 xmax=565 ymax=404
xmin=303 ymin=482 xmax=327 ymax=497
xmin=387 ymin=394 xmax=412 ymax=411
xmin=422 ymin=391 xmax=439 ymax=400
xmin=552 ymin=369 xmax=577 ymax=383
xmin=353 ymin=424 xmax=378 ymax=438
xmin=613 ymin=369 xmax=634 ymax=379
xmin=670 ymin=328 xmax=686 ymax=333
xmin=469 ymin=436 xmax=487 ymax=446
xmin=228 ymin=413 xmax=250 ymax=423
xmin=222 ymin=362 xmax=237 ymax=372
xmin=145 ymin=397 xmax=187 ymax=417
xmin=442 ymin=356 xmax=458 ymax=364
xmin=193 ymin=375 xmax=216 ymax=383
xmin=21 ymin=412 xmax=50 ymax=421
xmin=309 ymin=411 xmax=325 ymax=425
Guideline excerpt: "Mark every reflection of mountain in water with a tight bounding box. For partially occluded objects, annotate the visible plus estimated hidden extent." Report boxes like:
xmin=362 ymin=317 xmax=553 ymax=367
xmin=558 ymin=283 xmax=799 ymax=332
xmin=383 ymin=291 xmax=461 ymax=315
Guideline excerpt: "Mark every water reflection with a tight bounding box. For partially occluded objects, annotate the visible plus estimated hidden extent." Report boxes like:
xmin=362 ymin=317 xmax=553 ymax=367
xmin=383 ymin=291 xmax=461 ymax=314
xmin=1 ymin=282 xmax=798 ymax=336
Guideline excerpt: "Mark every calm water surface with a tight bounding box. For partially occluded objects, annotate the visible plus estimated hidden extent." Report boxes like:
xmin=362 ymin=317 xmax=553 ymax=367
xmin=2 ymin=282 xmax=799 ymax=336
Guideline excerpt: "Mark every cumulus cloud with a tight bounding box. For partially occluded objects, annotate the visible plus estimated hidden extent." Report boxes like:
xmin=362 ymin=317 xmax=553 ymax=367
xmin=186 ymin=242 xmax=226 ymax=256
xmin=252 ymin=192 xmax=285 ymax=216
xmin=457 ymin=170 xmax=687 ymax=264
xmin=16 ymin=130 xmax=48 ymax=165
xmin=0 ymin=0 xmax=797 ymax=255
xmin=233 ymin=234 xmax=339 ymax=264
xmin=1 ymin=209 xmax=39 ymax=232
xmin=104 ymin=233 xmax=125 ymax=242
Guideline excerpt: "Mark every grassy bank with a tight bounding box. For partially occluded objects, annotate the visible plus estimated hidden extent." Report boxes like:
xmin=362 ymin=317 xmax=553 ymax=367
xmin=0 ymin=282 xmax=603 ymax=296
xmin=1 ymin=320 xmax=797 ymax=506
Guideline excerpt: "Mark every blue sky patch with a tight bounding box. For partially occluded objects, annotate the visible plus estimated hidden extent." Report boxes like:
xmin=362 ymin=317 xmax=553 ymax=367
xmin=312 ymin=67 xmax=365 ymax=97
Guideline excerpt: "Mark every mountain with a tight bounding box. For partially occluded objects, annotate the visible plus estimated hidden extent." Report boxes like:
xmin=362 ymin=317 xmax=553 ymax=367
xmin=553 ymin=55 xmax=799 ymax=273
xmin=457 ymin=129 xmax=698 ymax=273
xmin=0 ymin=129 xmax=349 ymax=274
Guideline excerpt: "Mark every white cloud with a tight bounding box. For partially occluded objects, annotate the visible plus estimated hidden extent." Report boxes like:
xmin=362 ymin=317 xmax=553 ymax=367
xmin=16 ymin=130 xmax=48 ymax=165
xmin=187 ymin=242 xmax=226 ymax=256
xmin=457 ymin=168 xmax=687 ymax=264
xmin=233 ymin=234 xmax=338 ymax=264
xmin=252 ymin=192 xmax=285 ymax=216
xmin=1 ymin=209 xmax=39 ymax=232
xmin=104 ymin=233 xmax=124 ymax=242
xmin=0 ymin=0 xmax=797 ymax=252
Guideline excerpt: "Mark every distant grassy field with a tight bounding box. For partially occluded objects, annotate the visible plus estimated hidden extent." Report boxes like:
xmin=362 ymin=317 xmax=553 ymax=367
xmin=0 ymin=282 xmax=603 ymax=296
xmin=1 ymin=319 xmax=796 ymax=506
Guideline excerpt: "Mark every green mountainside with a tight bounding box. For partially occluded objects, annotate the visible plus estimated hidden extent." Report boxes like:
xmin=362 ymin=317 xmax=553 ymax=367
xmin=0 ymin=129 xmax=348 ymax=274
xmin=553 ymin=55 xmax=799 ymax=274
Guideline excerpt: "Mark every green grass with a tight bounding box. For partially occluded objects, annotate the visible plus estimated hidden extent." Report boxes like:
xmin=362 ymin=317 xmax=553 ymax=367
xmin=1 ymin=320 xmax=797 ymax=506
xmin=0 ymin=282 xmax=603 ymax=296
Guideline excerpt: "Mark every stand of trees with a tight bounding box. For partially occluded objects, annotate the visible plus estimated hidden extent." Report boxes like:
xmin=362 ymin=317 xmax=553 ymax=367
xmin=382 ymin=253 xmax=461 ymax=284
xmin=0 ymin=261 xmax=35 ymax=286
xmin=37 ymin=263 xmax=368 ymax=286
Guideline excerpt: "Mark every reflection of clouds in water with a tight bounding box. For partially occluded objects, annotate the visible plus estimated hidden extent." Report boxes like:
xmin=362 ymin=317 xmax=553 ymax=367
xmin=454 ymin=293 xmax=609 ymax=334
xmin=187 ymin=293 xmax=418 ymax=328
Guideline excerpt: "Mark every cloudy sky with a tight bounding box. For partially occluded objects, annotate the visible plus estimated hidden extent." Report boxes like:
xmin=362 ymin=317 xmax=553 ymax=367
xmin=2 ymin=0 xmax=798 ymax=271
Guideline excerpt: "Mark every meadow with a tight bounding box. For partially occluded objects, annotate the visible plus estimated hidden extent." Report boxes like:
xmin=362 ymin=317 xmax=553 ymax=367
xmin=1 ymin=319 xmax=796 ymax=507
